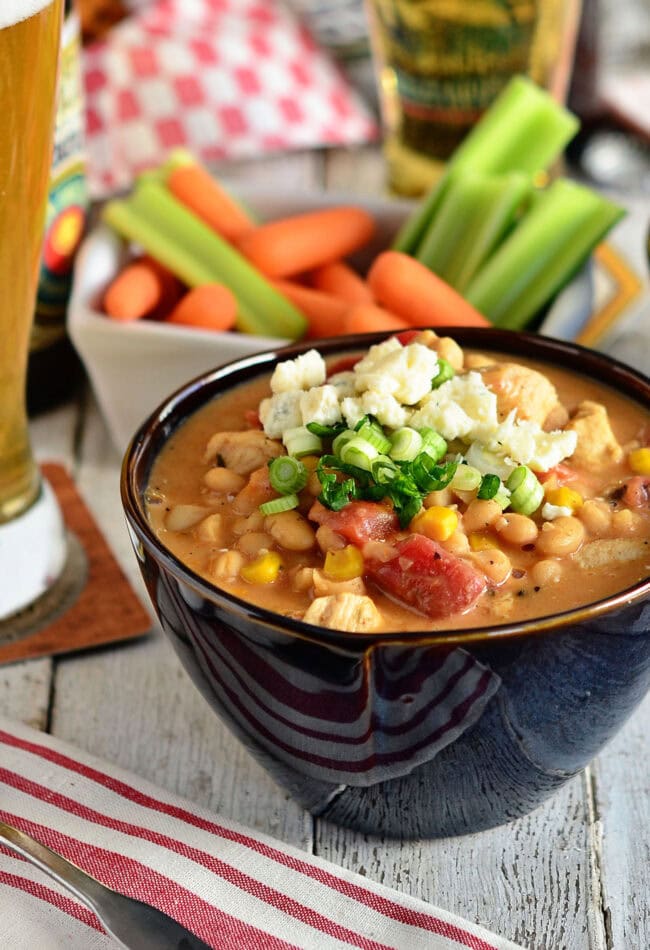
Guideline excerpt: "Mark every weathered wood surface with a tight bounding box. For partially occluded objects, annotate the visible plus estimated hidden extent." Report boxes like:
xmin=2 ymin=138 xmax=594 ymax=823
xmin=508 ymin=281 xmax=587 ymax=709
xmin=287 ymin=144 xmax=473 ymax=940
xmin=2 ymin=147 xmax=649 ymax=949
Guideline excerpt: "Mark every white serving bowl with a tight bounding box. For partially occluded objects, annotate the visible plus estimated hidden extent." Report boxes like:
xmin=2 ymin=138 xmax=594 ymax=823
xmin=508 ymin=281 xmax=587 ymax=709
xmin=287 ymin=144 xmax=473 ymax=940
xmin=68 ymin=188 xmax=412 ymax=453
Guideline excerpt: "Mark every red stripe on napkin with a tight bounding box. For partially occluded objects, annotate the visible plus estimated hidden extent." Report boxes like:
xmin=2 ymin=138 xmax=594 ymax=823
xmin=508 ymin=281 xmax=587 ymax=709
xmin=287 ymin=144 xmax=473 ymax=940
xmin=0 ymin=728 xmax=498 ymax=949
xmin=0 ymin=721 xmax=523 ymax=950
xmin=0 ymin=869 xmax=103 ymax=933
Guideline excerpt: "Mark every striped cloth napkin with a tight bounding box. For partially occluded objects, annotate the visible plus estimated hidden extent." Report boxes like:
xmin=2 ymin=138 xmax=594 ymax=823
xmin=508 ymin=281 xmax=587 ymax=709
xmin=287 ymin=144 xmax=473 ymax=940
xmin=0 ymin=718 xmax=524 ymax=950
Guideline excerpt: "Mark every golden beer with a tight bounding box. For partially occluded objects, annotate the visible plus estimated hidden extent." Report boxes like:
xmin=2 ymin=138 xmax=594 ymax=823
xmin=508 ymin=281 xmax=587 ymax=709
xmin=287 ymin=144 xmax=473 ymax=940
xmin=0 ymin=0 xmax=63 ymax=522
xmin=366 ymin=0 xmax=581 ymax=195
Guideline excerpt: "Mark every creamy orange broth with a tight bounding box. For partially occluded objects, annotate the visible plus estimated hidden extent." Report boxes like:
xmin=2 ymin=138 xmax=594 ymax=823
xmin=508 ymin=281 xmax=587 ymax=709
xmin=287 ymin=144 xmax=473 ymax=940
xmin=146 ymin=351 xmax=650 ymax=632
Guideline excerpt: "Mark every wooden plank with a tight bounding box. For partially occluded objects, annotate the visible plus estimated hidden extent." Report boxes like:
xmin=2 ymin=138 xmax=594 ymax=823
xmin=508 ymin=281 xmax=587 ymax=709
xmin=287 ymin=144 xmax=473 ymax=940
xmin=592 ymin=694 xmax=650 ymax=949
xmin=315 ymin=770 xmax=607 ymax=948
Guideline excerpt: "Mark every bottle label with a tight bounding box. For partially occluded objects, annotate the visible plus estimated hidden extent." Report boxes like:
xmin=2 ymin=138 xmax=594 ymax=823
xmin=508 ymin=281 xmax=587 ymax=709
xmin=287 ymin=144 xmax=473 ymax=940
xmin=372 ymin=0 xmax=574 ymax=133
xmin=32 ymin=12 xmax=88 ymax=353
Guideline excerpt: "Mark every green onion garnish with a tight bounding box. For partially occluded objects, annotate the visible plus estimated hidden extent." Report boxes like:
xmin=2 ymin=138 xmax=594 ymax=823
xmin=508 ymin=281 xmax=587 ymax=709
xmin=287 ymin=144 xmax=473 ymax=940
xmin=306 ymin=421 xmax=346 ymax=438
xmin=477 ymin=473 xmax=501 ymax=500
xmin=354 ymin=416 xmax=392 ymax=454
xmin=282 ymin=426 xmax=322 ymax=458
xmin=418 ymin=427 xmax=448 ymax=462
xmin=332 ymin=429 xmax=356 ymax=456
xmin=259 ymin=493 xmax=300 ymax=515
xmin=389 ymin=427 xmax=423 ymax=462
xmin=450 ymin=463 xmax=482 ymax=492
xmin=410 ymin=454 xmax=458 ymax=493
xmin=431 ymin=358 xmax=455 ymax=389
xmin=339 ymin=437 xmax=379 ymax=472
xmin=268 ymin=456 xmax=308 ymax=495
xmin=370 ymin=455 xmax=399 ymax=485
xmin=505 ymin=465 xmax=544 ymax=515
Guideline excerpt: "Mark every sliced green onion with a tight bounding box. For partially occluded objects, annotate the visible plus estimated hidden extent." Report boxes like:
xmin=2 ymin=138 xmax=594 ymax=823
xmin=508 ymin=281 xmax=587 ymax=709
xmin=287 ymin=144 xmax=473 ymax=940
xmin=282 ymin=426 xmax=322 ymax=458
xmin=370 ymin=455 xmax=399 ymax=485
xmin=340 ymin=437 xmax=379 ymax=472
xmin=268 ymin=456 xmax=308 ymax=495
xmin=493 ymin=485 xmax=512 ymax=510
xmin=418 ymin=428 xmax=448 ymax=462
xmin=259 ymin=494 xmax=299 ymax=515
xmin=332 ymin=429 xmax=357 ymax=456
xmin=431 ymin=359 xmax=455 ymax=389
xmin=306 ymin=421 xmax=346 ymax=438
xmin=450 ymin=463 xmax=482 ymax=492
xmin=410 ymin=455 xmax=458 ymax=493
xmin=389 ymin=427 xmax=423 ymax=462
xmin=477 ymin=473 xmax=502 ymax=500
xmin=354 ymin=416 xmax=392 ymax=454
xmin=506 ymin=465 xmax=544 ymax=515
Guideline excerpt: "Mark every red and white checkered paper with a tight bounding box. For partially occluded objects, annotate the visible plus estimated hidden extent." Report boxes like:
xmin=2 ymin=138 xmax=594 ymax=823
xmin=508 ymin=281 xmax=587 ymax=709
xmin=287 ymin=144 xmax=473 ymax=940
xmin=0 ymin=717 xmax=524 ymax=950
xmin=83 ymin=0 xmax=379 ymax=198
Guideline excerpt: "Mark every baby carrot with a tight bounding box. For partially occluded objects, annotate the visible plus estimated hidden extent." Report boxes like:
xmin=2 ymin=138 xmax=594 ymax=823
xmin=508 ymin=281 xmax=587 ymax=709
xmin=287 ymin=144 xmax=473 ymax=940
xmin=103 ymin=256 xmax=182 ymax=322
xmin=367 ymin=251 xmax=491 ymax=328
xmin=272 ymin=279 xmax=348 ymax=339
xmin=165 ymin=284 xmax=238 ymax=332
xmin=167 ymin=162 xmax=254 ymax=242
xmin=310 ymin=260 xmax=373 ymax=305
xmin=236 ymin=207 xmax=376 ymax=278
xmin=340 ymin=303 xmax=409 ymax=335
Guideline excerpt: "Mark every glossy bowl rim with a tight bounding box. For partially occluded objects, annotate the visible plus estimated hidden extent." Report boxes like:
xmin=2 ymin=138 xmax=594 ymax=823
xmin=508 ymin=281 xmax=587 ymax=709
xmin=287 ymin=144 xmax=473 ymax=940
xmin=121 ymin=327 xmax=650 ymax=650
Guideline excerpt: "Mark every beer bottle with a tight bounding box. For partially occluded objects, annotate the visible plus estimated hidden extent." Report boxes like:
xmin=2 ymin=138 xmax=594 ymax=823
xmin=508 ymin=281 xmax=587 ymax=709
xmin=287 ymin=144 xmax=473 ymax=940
xmin=27 ymin=0 xmax=88 ymax=415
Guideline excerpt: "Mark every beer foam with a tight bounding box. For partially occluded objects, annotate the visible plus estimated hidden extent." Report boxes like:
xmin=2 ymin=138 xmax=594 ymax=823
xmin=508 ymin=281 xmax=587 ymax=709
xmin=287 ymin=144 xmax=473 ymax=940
xmin=0 ymin=0 xmax=54 ymax=30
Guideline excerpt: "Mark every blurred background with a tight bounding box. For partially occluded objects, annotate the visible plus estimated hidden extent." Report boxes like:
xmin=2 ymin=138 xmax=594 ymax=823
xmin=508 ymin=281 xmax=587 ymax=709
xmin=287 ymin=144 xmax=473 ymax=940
xmin=74 ymin=0 xmax=650 ymax=194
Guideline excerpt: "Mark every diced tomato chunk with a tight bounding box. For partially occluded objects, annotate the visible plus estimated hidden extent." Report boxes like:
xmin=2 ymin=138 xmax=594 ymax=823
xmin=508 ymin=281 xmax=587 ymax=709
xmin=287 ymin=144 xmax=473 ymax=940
xmin=309 ymin=499 xmax=399 ymax=545
xmin=364 ymin=535 xmax=487 ymax=620
xmin=537 ymin=462 xmax=579 ymax=485
xmin=394 ymin=329 xmax=420 ymax=346
xmin=244 ymin=409 xmax=262 ymax=429
xmin=326 ymin=355 xmax=361 ymax=376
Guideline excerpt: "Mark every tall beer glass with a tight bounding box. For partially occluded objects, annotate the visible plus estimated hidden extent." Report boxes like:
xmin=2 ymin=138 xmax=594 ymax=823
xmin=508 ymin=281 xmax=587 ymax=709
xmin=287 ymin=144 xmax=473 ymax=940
xmin=0 ymin=0 xmax=66 ymax=620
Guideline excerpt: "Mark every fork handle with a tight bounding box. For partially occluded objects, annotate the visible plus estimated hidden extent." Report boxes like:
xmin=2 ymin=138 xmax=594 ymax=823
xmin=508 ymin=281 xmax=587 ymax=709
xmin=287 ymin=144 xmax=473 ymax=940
xmin=0 ymin=819 xmax=105 ymax=912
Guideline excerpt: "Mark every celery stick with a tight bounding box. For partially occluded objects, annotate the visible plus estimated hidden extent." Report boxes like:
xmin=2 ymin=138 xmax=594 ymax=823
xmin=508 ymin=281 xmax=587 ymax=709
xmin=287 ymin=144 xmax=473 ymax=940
xmin=392 ymin=76 xmax=579 ymax=255
xmin=103 ymin=198 xmax=218 ymax=286
xmin=416 ymin=171 xmax=530 ymax=290
xmin=129 ymin=181 xmax=307 ymax=339
xmin=392 ymin=176 xmax=449 ymax=254
xmin=449 ymin=76 xmax=579 ymax=178
xmin=464 ymin=179 xmax=625 ymax=329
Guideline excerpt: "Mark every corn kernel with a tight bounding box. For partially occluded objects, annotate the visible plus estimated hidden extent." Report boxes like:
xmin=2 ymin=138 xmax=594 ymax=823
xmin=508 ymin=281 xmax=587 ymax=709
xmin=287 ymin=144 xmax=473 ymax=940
xmin=629 ymin=447 xmax=650 ymax=476
xmin=240 ymin=550 xmax=283 ymax=584
xmin=411 ymin=506 xmax=458 ymax=542
xmin=545 ymin=487 xmax=583 ymax=511
xmin=468 ymin=532 xmax=499 ymax=551
xmin=323 ymin=545 xmax=364 ymax=581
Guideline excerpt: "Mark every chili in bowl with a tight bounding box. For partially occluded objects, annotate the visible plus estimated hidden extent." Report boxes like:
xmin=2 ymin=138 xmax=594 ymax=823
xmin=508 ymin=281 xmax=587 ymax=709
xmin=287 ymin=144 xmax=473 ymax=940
xmin=121 ymin=328 xmax=650 ymax=838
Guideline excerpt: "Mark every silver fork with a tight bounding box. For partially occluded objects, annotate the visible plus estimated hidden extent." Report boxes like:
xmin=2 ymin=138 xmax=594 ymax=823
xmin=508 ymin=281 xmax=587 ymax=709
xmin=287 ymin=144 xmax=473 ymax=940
xmin=0 ymin=820 xmax=214 ymax=949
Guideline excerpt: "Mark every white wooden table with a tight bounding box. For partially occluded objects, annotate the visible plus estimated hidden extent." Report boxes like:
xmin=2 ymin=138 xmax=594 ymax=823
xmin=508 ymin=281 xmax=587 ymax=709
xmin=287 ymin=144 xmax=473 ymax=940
xmin=3 ymin=146 xmax=649 ymax=950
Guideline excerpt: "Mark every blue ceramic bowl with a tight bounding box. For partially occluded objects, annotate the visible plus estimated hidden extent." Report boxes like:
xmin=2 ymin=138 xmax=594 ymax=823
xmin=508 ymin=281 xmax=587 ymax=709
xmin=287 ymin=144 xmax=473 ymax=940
xmin=121 ymin=329 xmax=650 ymax=838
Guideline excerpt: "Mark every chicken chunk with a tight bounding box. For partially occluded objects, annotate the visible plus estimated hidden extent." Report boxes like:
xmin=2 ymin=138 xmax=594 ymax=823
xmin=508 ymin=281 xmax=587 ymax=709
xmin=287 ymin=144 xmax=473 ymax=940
xmin=302 ymin=593 xmax=381 ymax=632
xmin=478 ymin=362 xmax=568 ymax=429
xmin=575 ymin=538 xmax=650 ymax=569
xmin=412 ymin=329 xmax=464 ymax=371
xmin=565 ymin=400 xmax=623 ymax=468
xmin=204 ymin=430 xmax=284 ymax=475
xmin=311 ymin=569 xmax=367 ymax=598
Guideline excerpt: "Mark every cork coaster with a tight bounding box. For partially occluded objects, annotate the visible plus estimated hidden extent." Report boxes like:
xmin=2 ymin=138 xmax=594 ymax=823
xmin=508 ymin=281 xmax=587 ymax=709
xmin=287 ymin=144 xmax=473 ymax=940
xmin=0 ymin=463 xmax=151 ymax=665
